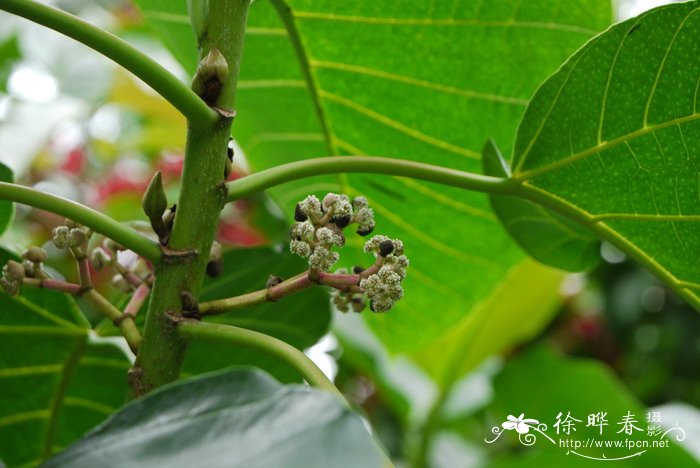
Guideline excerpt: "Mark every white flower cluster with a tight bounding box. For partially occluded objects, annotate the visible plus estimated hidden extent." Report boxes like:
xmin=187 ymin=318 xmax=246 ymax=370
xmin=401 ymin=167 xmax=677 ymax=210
xmin=290 ymin=193 xmax=407 ymax=313
xmin=290 ymin=193 xmax=377 ymax=271
xmin=359 ymin=236 xmax=409 ymax=312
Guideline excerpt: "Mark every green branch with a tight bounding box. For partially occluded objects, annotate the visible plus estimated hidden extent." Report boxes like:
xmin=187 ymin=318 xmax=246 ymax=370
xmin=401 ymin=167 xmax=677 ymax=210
xmin=0 ymin=0 xmax=218 ymax=127
xmin=177 ymin=320 xmax=342 ymax=398
xmin=226 ymin=156 xmax=516 ymax=201
xmin=133 ymin=0 xmax=252 ymax=396
xmin=0 ymin=182 xmax=160 ymax=262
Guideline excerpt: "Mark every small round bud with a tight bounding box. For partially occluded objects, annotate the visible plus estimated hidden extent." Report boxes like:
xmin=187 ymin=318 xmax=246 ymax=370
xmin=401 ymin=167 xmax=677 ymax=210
xmin=51 ymin=226 xmax=70 ymax=249
xmin=352 ymin=266 xmax=365 ymax=274
xmin=68 ymin=228 xmax=87 ymax=248
xmin=331 ymin=289 xmax=351 ymax=313
xmin=356 ymin=225 xmax=374 ymax=236
xmin=22 ymin=260 xmax=35 ymax=277
xmin=290 ymin=221 xmax=315 ymax=243
xmin=5 ymin=261 xmax=25 ymax=282
xmin=298 ymin=195 xmax=323 ymax=222
xmin=290 ymin=239 xmax=312 ymax=258
xmin=90 ymin=248 xmax=111 ymax=270
xmin=331 ymin=214 xmax=352 ymax=229
xmin=350 ymin=294 xmax=366 ymax=313
xmin=322 ymin=193 xmax=339 ymax=211
xmin=180 ymin=291 xmax=198 ymax=314
xmin=352 ymin=196 xmax=369 ymax=209
xmin=23 ymin=246 xmax=47 ymax=263
xmin=379 ymin=240 xmax=394 ymax=257
xmin=308 ymin=246 xmax=339 ymax=271
xmin=65 ymin=219 xmax=80 ymax=229
xmin=206 ymin=259 xmax=222 ymax=278
xmin=316 ymin=227 xmax=343 ymax=247
xmin=1 ymin=277 xmax=19 ymax=296
xmin=266 ymin=275 xmax=283 ymax=288
xmin=294 ymin=203 xmax=308 ymax=222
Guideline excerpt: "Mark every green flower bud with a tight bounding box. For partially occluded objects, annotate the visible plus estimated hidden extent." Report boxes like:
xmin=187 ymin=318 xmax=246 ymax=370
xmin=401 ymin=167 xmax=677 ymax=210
xmin=142 ymin=171 xmax=168 ymax=223
xmin=22 ymin=259 xmax=35 ymax=277
xmin=23 ymin=246 xmax=47 ymax=263
xmin=266 ymin=275 xmax=283 ymax=288
xmin=350 ymin=294 xmax=366 ymax=313
xmin=68 ymin=228 xmax=87 ymax=248
xmin=90 ymin=248 xmax=111 ymax=270
xmin=51 ymin=226 xmax=70 ymax=249
xmin=5 ymin=260 xmax=25 ymax=282
xmin=192 ymin=48 xmax=229 ymax=105
xmin=1 ymin=277 xmax=19 ymax=296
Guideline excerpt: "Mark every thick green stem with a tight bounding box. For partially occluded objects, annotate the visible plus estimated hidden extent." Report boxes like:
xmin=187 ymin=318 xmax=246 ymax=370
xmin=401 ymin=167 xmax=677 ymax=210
xmin=0 ymin=0 xmax=217 ymax=127
xmin=177 ymin=320 xmax=342 ymax=398
xmin=226 ymin=156 xmax=516 ymax=201
xmin=0 ymin=182 xmax=160 ymax=262
xmin=132 ymin=0 xmax=251 ymax=396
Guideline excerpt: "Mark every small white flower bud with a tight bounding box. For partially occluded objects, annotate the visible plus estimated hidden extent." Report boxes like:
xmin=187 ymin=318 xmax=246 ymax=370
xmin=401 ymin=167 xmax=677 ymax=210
xmin=1 ymin=277 xmax=19 ymax=296
xmin=90 ymin=248 xmax=112 ymax=270
xmin=322 ymin=193 xmax=339 ymax=210
xmin=23 ymin=246 xmax=47 ymax=263
xmin=299 ymin=195 xmax=323 ymax=222
xmin=308 ymin=246 xmax=338 ymax=271
xmin=316 ymin=227 xmax=343 ymax=247
xmin=68 ymin=228 xmax=87 ymax=248
xmin=354 ymin=207 xmax=375 ymax=236
xmin=352 ymin=196 xmax=369 ymax=210
xmin=370 ymin=297 xmax=394 ymax=313
xmin=290 ymin=220 xmax=315 ymax=243
xmin=4 ymin=261 xmax=25 ymax=282
xmin=331 ymin=289 xmax=351 ymax=313
xmin=22 ymin=260 xmax=35 ymax=277
xmin=51 ymin=226 xmax=70 ymax=249
xmin=290 ymin=239 xmax=312 ymax=258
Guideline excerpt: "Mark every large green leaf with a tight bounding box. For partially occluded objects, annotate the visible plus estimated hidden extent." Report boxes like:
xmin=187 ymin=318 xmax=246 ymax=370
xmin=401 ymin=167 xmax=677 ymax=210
xmin=132 ymin=0 xmax=611 ymax=360
xmin=511 ymin=1 xmax=700 ymax=309
xmin=489 ymin=345 xmax=697 ymax=466
xmin=483 ymin=140 xmax=599 ymax=272
xmin=46 ymin=368 xmax=389 ymax=468
xmin=181 ymin=247 xmax=331 ymax=383
xmin=0 ymin=248 xmax=130 ymax=466
xmin=414 ymin=258 xmax=562 ymax=386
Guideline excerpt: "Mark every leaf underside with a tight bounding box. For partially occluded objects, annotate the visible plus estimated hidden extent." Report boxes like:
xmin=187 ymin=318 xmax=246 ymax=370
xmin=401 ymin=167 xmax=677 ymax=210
xmin=45 ymin=369 xmax=389 ymax=468
xmin=512 ymin=1 xmax=700 ymax=308
xmin=0 ymin=248 xmax=130 ymax=467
